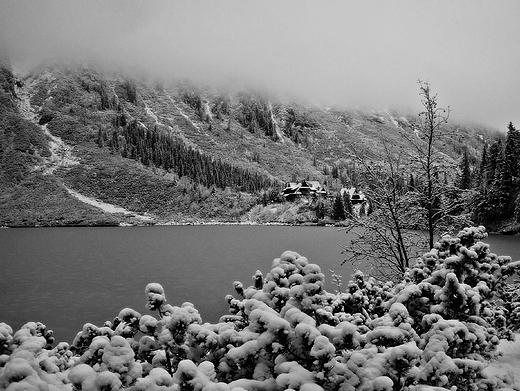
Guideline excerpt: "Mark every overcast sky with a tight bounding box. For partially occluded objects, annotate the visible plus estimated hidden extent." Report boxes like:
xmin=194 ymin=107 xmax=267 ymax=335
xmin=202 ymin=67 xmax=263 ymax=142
xmin=1 ymin=0 xmax=519 ymax=129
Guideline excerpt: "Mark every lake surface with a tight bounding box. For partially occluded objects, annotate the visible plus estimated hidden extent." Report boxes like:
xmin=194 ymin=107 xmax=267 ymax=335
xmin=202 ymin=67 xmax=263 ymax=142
xmin=0 ymin=225 xmax=519 ymax=344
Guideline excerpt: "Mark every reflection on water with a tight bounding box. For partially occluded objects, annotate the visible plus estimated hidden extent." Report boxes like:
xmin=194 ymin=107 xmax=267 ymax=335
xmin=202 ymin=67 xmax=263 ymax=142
xmin=0 ymin=226 xmax=518 ymax=343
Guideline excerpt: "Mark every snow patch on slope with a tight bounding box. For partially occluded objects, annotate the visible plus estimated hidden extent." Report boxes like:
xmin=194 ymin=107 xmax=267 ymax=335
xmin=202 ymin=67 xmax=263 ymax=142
xmin=384 ymin=110 xmax=403 ymax=130
xmin=142 ymin=95 xmax=199 ymax=150
xmin=165 ymin=94 xmax=202 ymax=132
xmin=268 ymin=100 xmax=285 ymax=143
xmin=15 ymin=71 xmax=154 ymax=223
xmin=16 ymin=75 xmax=79 ymax=175
xmin=388 ymin=114 xmax=400 ymax=129
xmin=16 ymin=81 xmax=37 ymax=121
xmin=37 ymin=125 xmax=79 ymax=175
xmin=64 ymin=186 xmax=154 ymax=221
xmin=145 ymin=104 xmax=159 ymax=123
xmin=166 ymin=94 xmax=211 ymax=133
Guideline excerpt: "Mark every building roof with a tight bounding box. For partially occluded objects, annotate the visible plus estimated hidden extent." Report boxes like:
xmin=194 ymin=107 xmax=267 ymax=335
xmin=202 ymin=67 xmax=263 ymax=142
xmin=340 ymin=187 xmax=367 ymax=201
xmin=282 ymin=180 xmax=327 ymax=197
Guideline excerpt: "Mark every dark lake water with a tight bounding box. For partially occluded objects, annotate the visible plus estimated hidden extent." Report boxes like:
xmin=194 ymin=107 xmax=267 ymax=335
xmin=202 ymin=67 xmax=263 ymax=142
xmin=0 ymin=225 xmax=519 ymax=344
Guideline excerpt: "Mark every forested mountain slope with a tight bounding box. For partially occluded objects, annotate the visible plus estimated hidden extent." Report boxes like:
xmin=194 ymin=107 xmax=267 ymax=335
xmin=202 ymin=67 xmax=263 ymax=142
xmin=0 ymin=62 xmax=508 ymax=227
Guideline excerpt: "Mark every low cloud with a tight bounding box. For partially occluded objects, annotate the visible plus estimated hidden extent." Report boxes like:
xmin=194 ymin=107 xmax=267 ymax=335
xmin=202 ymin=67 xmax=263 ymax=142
xmin=1 ymin=0 xmax=519 ymax=129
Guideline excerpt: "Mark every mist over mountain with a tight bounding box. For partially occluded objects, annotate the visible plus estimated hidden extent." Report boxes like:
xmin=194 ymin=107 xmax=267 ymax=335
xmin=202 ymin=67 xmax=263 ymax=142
xmin=0 ymin=57 xmax=505 ymax=227
xmin=1 ymin=0 xmax=519 ymax=129
xmin=1 ymin=1 xmax=520 ymax=230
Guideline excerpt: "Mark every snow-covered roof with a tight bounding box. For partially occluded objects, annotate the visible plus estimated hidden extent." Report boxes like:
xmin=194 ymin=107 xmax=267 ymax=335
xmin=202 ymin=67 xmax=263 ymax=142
xmin=282 ymin=180 xmax=327 ymax=197
xmin=340 ymin=187 xmax=367 ymax=201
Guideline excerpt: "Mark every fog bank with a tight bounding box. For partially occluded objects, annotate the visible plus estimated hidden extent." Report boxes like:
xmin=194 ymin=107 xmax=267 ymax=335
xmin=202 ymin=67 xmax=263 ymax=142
xmin=1 ymin=0 xmax=519 ymax=129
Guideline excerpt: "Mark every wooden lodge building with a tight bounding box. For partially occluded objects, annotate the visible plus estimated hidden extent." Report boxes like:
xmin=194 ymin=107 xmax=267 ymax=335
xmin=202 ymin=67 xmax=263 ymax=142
xmin=340 ymin=187 xmax=367 ymax=204
xmin=282 ymin=180 xmax=327 ymax=202
xmin=282 ymin=180 xmax=366 ymax=204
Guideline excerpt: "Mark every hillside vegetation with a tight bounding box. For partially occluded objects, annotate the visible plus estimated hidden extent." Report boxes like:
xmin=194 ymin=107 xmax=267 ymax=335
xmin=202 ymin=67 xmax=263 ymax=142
xmin=0 ymin=61 xmax=510 ymax=228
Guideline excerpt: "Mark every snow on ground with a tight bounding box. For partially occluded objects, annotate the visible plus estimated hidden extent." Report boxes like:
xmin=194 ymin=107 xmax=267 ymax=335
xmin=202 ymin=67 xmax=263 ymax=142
xmin=145 ymin=103 xmax=159 ymax=123
xmin=384 ymin=110 xmax=401 ymax=129
xmin=16 ymin=75 xmax=80 ymax=175
xmin=38 ymin=125 xmax=80 ymax=175
xmin=485 ymin=333 xmax=520 ymax=387
xmin=64 ymin=186 xmax=154 ymax=221
xmin=166 ymin=94 xmax=202 ymax=131
xmin=15 ymin=72 xmax=154 ymax=223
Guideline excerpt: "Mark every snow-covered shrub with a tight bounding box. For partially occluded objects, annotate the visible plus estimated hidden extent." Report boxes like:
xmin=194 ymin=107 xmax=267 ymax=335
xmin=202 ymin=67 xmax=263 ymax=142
xmin=0 ymin=335 xmax=71 ymax=390
xmin=0 ymin=226 xmax=519 ymax=391
xmin=101 ymin=335 xmax=142 ymax=386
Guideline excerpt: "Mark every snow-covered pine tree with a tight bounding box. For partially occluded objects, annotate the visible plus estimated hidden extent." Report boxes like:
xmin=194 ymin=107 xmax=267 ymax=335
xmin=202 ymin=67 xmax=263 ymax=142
xmin=1 ymin=227 xmax=519 ymax=391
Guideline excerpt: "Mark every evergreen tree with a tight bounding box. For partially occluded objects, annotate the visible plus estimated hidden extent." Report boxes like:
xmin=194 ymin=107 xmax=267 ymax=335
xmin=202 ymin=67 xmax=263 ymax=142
xmin=331 ymin=193 xmax=346 ymax=220
xmin=342 ymin=190 xmax=353 ymax=217
xmin=505 ymin=122 xmax=520 ymax=178
xmin=494 ymin=146 xmax=514 ymax=215
xmin=315 ymin=199 xmax=326 ymax=220
xmin=116 ymin=119 xmax=278 ymax=193
xmin=261 ymin=191 xmax=268 ymax=207
xmin=460 ymin=148 xmax=471 ymax=190
xmin=477 ymin=143 xmax=488 ymax=189
xmin=124 ymin=80 xmax=138 ymax=104
xmin=331 ymin=164 xmax=339 ymax=179
xmin=485 ymin=139 xmax=502 ymax=187
xmin=515 ymin=193 xmax=520 ymax=222
xmin=479 ymin=138 xmax=514 ymax=222
xmin=96 ymin=127 xmax=104 ymax=148
xmin=408 ymin=173 xmax=415 ymax=192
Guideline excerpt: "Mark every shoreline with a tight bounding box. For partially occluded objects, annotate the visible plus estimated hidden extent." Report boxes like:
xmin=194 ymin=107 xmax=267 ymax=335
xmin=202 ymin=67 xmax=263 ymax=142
xmin=0 ymin=219 xmax=344 ymax=228
xmin=1 ymin=220 xmax=518 ymax=235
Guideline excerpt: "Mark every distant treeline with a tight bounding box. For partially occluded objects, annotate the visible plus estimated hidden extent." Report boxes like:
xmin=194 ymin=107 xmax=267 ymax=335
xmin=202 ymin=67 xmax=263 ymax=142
xmin=105 ymin=115 xmax=280 ymax=193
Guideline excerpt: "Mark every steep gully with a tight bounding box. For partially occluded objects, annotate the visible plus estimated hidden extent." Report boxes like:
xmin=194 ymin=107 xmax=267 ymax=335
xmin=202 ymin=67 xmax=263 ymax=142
xmin=14 ymin=73 xmax=154 ymax=223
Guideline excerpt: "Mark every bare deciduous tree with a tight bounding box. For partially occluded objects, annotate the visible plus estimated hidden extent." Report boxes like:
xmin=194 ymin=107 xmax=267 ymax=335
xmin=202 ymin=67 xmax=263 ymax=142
xmin=341 ymin=137 xmax=428 ymax=281
xmin=341 ymin=81 xmax=472 ymax=280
